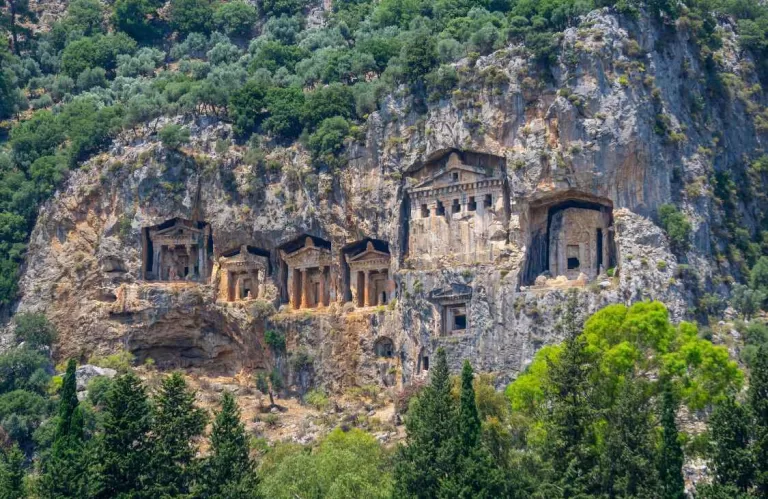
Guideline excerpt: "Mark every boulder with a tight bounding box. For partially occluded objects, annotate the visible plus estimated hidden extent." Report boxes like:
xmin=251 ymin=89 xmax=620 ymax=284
xmin=76 ymin=364 xmax=117 ymax=392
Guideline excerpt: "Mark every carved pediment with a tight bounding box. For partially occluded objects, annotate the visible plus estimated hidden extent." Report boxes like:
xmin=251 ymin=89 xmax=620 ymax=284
xmin=220 ymin=245 xmax=268 ymax=271
xmin=150 ymin=220 xmax=206 ymax=245
xmin=346 ymin=241 xmax=391 ymax=270
xmin=429 ymin=283 xmax=472 ymax=304
xmin=281 ymin=237 xmax=332 ymax=269
xmin=409 ymin=152 xmax=499 ymax=192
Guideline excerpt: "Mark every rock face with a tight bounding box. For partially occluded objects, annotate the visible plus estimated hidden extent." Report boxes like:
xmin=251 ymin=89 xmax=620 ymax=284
xmin=8 ymin=9 xmax=768 ymax=390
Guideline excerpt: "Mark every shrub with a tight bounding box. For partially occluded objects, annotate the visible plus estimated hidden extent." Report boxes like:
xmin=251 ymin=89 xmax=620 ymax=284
xmin=307 ymin=117 xmax=350 ymax=169
xmin=213 ymin=1 xmax=257 ymax=38
xmin=304 ymin=389 xmax=330 ymax=411
xmin=86 ymin=375 xmax=114 ymax=406
xmin=258 ymin=0 xmax=303 ymax=17
xmin=170 ymin=0 xmax=214 ymax=36
xmin=262 ymin=86 xmax=305 ymax=141
xmin=13 ymin=313 xmax=57 ymax=350
xmin=264 ymin=330 xmax=286 ymax=353
xmin=303 ymin=84 xmax=356 ymax=130
xmin=61 ymin=33 xmax=137 ymax=78
xmin=0 ymin=348 xmax=50 ymax=394
xmin=159 ymin=124 xmax=191 ymax=150
xmin=658 ymin=204 xmax=692 ymax=253
xmin=87 ymin=349 xmax=134 ymax=372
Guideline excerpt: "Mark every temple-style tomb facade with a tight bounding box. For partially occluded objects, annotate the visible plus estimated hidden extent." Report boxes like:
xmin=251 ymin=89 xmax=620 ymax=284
xmin=430 ymin=284 xmax=472 ymax=336
xmin=142 ymin=218 xmax=211 ymax=282
xmin=345 ymin=241 xmax=393 ymax=307
xmin=406 ymin=150 xmax=507 ymax=268
xmin=280 ymin=237 xmax=332 ymax=309
xmin=549 ymin=206 xmax=612 ymax=280
xmin=218 ymin=245 xmax=269 ymax=302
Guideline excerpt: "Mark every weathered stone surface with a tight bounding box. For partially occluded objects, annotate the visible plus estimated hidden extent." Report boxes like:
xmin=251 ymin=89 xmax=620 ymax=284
xmin=5 ymin=8 xmax=766 ymax=391
xmin=75 ymin=365 xmax=117 ymax=392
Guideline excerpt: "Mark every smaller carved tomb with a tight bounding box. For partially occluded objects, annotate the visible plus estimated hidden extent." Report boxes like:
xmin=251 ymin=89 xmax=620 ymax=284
xmin=344 ymin=240 xmax=393 ymax=307
xmin=218 ymin=245 xmax=270 ymax=302
xmin=430 ymin=284 xmax=472 ymax=336
xmin=280 ymin=236 xmax=332 ymax=310
xmin=143 ymin=218 xmax=212 ymax=282
xmin=374 ymin=337 xmax=395 ymax=358
xmin=406 ymin=150 xmax=507 ymax=267
xmin=521 ymin=194 xmax=616 ymax=285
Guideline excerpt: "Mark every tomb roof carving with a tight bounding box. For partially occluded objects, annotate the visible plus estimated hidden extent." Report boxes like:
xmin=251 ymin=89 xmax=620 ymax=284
xmin=407 ymin=151 xmax=503 ymax=198
xmin=429 ymin=283 xmax=472 ymax=304
xmin=219 ymin=245 xmax=268 ymax=271
xmin=149 ymin=219 xmax=208 ymax=245
xmin=280 ymin=236 xmax=332 ymax=269
xmin=345 ymin=241 xmax=391 ymax=269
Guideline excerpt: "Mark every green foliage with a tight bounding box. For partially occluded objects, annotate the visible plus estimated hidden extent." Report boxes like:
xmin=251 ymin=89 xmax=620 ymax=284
xmin=258 ymin=0 xmax=304 ymax=17
xmin=0 ymin=347 xmax=50 ymax=395
xmin=60 ymin=33 xmax=137 ymax=78
xmin=159 ymin=124 xmax=191 ymax=150
xmin=308 ymin=117 xmax=350 ymax=169
xmin=0 ymin=389 xmax=51 ymax=448
xmin=303 ymin=83 xmax=357 ymax=129
xmin=87 ymin=349 xmax=134 ymax=373
xmin=259 ymin=428 xmax=393 ymax=498
xmin=658 ymin=204 xmax=692 ymax=253
xmin=304 ymin=388 xmax=330 ymax=411
xmin=113 ymin=0 xmax=165 ymax=43
xmin=196 ymin=391 xmax=258 ymax=498
xmin=93 ymin=372 xmax=152 ymax=498
xmin=214 ymin=1 xmax=257 ymax=38
xmin=264 ymin=330 xmax=286 ymax=353
xmin=170 ymin=0 xmax=214 ymax=37
xmin=0 ymin=445 xmax=25 ymax=499
xmin=709 ymin=397 xmax=754 ymax=492
xmin=262 ymin=86 xmax=305 ymax=141
xmin=13 ymin=312 xmax=56 ymax=350
xmin=146 ymin=372 xmax=207 ymax=496
xmin=229 ymin=79 xmax=268 ymax=137
xmin=730 ymin=283 xmax=764 ymax=319
xmin=750 ymin=346 xmax=768 ymax=495
xmin=657 ymin=379 xmax=685 ymax=499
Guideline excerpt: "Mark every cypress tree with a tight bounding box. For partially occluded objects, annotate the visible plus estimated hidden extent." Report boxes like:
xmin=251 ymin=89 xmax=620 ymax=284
xmin=94 ymin=371 xmax=152 ymax=498
xmin=442 ymin=360 xmax=507 ymax=499
xmin=39 ymin=359 xmax=89 ymax=498
xmin=709 ymin=397 xmax=754 ymax=492
xmin=544 ymin=292 xmax=599 ymax=496
xmin=657 ymin=379 xmax=685 ymax=499
xmin=196 ymin=391 xmax=259 ymax=498
xmin=393 ymin=348 xmax=456 ymax=498
xmin=600 ymin=377 xmax=659 ymax=498
xmin=750 ymin=345 xmax=768 ymax=495
xmin=147 ymin=372 xmax=207 ymax=497
xmin=0 ymin=444 xmax=25 ymax=499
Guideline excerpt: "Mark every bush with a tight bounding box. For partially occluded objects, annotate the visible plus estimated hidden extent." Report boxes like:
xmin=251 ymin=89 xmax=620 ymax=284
xmin=61 ymin=33 xmax=137 ymax=78
xmin=113 ymin=0 xmax=166 ymax=43
xmin=307 ymin=117 xmax=350 ymax=168
xmin=258 ymin=0 xmax=303 ymax=17
xmin=264 ymin=330 xmax=286 ymax=353
xmin=214 ymin=1 xmax=257 ymax=38
xmin=262 ymin=86 xmax=305 ymax=141
xmin=304 ymin=389 xmax=330 ymax=411
xmin=170 ymin=0 xmax=214 ymax=36
xmin=87 ymin=350 xmax=135 ymax=372
xmin=159 ymin=124 xmax=191 ymax=150
xmin=229 ymin=79 xmax=268 ymax=137
xmin=303 ymin=83 xmax=356 ymax=130
xmin=86 ymin=376 xmax=114 ymax=406
xmin=13 ymin=313 xmax=57 ymax=350
xmin=0 ymin=348 xmax=50 ymax=395
xmin=658 ymin=204 xmax=692 ymax=253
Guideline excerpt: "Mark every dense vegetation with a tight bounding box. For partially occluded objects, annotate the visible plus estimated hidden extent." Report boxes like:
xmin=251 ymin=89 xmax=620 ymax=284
xmin=1 ymin=0 xmax=768 ymax=306
xmin=0 ymin=298 xmax=765 ymax=497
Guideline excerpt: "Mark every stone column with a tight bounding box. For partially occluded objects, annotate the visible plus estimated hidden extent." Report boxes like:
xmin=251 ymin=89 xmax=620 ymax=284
xmin=363 ymin=270 xmax=371 ymax=307
xmin=300 ymin=269 xmax=309 ymax=309
xmin=152 ymin=245 xmax=161 ymax=279
xmin=318 ymin=267 xmax=326 ymax=308
xmin=157 ymin=246 xmax=165 ymax=280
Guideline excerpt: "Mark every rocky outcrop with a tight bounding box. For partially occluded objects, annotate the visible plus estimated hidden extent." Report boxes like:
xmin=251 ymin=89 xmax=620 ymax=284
xmin=8 ymin=8 xmax=768 ymax=390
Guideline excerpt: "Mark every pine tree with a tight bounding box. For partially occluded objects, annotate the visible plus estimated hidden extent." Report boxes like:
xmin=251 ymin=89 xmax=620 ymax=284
xmin=441 ymin=360 xmax=507 ymax=499
xmin=544 ymin=291 xmax=599 ymax=497
xmin=600 ymin=377 xmax=659 ymax=498
xmin=0 ymin=444 xmax=25 ymax=499
xmin=196 ymin=391 xmax=259 ymax=498
xmin=39 ymin=359 xmax=89 ymax=498
xmin=750 ymin=345 xmax=768 ymax=495
xmin=147 ymin=372 xmax=207 ymax=497
xmin=393 ymin=348 xmax=456 ymax=498
xmin=709 ymin=397 xmax=754 ymax=492
xmin=94 ymin=371 xmax=152 ymax=498
xmin=657 ymin=379 xmax=685 ymax=499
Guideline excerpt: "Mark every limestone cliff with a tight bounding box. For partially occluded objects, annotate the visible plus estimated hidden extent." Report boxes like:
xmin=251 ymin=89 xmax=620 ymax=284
xmin=9 ymin=8 xmax=768 ymax=391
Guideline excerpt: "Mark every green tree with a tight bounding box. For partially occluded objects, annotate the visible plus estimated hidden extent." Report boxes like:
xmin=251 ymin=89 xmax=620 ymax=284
xmin=393 ymin=347 xmax=456 ymax=498
xmin=0 ymin=444 xmax=25 ymax=499
xmin=39 ymin=359 xmax=88 ymax=498
xmin=658 ymin=204 xmax=692 ymax=253
xmin=258 ymin=0 xmax=303 ymax=17
xmin=657 ymin=380 xmax=685 ymax=499
xmin=170 ymin=0 xmax=214 ymax=36
xmin=229 ymin=80 xmax=268 ymax=137
xmin=750 ymin=256 xmax=768 ymax=299
xmin=731 ymin=283 xmax=765 ymax=320
xmin=113 ymin=0 xmax=165 ymax=43
xmin=147 ymin=372 xmax=207 ymax=497
xmin=303 ymin=83 xmax=356 ymax=129
xmin=2 ymin=0 xmax=35 ymax=54
xmin=262 ymin=86 xmax=305 ymax=141
xmin=307 ymin=117 xmax=350 ymax=169
xmin=93 ymin=372 xmax=151 ymax=498
xmin=213 ymin=1 xmax=257 ymax=38
xmin=600 ymin=377 xmax=660 ymax=498
xmin=63 ymin=0 xmax=105 ymax=36
xmin=709 ymin=397 xmax=754 ymax=492
xmin=159 ymin=124 xmax=191 ymax=150
xmin=401 ymin=30 xmax=437 ymax=84
xmin=196 ymin=391 xmax=258 ymax=498
xmin=750 ymin=345 xmax=768 ymax=495
xmin=13 ymin=312 xmax=57 ymax=350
